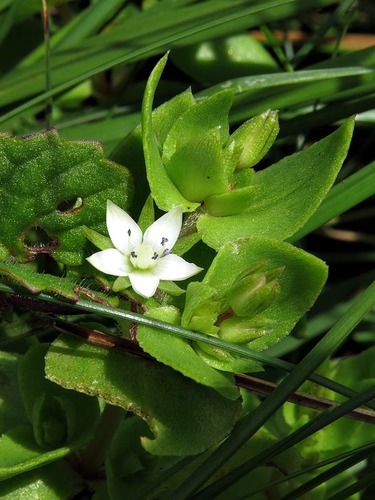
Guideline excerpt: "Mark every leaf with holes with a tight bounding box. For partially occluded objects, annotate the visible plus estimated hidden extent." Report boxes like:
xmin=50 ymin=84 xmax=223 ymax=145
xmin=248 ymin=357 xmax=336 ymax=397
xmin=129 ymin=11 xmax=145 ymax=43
xmin=0 ymin=262 xmax=119 ymax=306
xmin=0 ymin=130 xmax=132 ymax=266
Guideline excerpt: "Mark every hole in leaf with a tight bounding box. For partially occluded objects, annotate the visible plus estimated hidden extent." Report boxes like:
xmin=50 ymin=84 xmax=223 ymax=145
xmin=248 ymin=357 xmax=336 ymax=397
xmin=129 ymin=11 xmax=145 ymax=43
xmin=24 ymin=226 xmax=54 ymax=248
xmin=23 ymin=227 xmax=57 ymax=260
xmin=57 ymin=197 xmax=83 ymax=213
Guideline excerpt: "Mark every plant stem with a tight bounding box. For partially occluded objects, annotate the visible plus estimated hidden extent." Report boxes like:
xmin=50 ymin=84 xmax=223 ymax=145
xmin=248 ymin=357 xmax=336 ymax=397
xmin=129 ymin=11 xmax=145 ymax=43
xmin=79 ymin=403 xmax=125 ymax=478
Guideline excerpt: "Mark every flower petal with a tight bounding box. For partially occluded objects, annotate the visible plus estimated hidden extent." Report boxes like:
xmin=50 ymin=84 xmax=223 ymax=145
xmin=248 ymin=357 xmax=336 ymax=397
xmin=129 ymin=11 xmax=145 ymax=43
xmin=87 ymin=248 xmax=132 ymax=276
xmin=106 ymin=200 xmax=142 ymax=254
xmin=153 ymin=253 xmax=203 ymax=281
xmin=143 ymin=206 xmax=183 ymax=255
xmin=129 ymin=271 xmax=160 ymax=298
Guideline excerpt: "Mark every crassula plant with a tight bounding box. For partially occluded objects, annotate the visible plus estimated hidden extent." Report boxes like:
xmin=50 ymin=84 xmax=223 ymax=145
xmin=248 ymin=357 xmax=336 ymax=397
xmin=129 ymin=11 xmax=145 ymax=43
xmin=0 ymin=54 xmax=359 ymax=497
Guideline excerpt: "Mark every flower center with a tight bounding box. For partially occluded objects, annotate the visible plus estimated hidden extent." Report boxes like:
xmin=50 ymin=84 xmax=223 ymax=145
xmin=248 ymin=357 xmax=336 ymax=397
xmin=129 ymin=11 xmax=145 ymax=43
xmin=130 ymin=244 xmax=158 ymax=270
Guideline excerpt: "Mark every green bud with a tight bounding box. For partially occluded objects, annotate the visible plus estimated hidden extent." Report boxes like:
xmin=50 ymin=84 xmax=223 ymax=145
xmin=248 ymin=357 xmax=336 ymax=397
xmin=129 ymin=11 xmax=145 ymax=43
xmin=226 ymin=262 xmax=284 ymax=317
xmin=181 ymin=282 xmax=222 ymax=335
xmin=218 ymin=316 xmax=274 ymax=343
xmin=194 ymin=340 xmax=261 ymax=373
xmin=228 ymin=110 xmax=279 ymax=169
xmin=195 ymin=341 xmax=233 ymax=362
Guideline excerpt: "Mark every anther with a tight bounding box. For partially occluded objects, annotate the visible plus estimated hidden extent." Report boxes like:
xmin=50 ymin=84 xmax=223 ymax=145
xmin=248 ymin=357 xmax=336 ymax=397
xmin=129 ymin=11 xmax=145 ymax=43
xmin=131 ymin=251 xmax=137 ymax=258
xmin=128 ymin=229 xmax=131 ymax=236
xmin=161 ymin=237 xmax=168 ymax=246
xmin=151 ymin=252 xmax=158 ymax=260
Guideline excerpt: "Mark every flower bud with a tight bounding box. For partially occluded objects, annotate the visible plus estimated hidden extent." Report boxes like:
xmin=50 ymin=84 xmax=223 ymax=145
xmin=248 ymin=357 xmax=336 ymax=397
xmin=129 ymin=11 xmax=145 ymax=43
xmin=228 ymin=110 xmax=279 ymax=169
xmin=218 ymin=315 xmax=274 ymax=343
xmin=195 ymin=341 xmax=233 ymax=362
xmin=194 ymin=340 xmax=261 ymax=373
xmin=226 ymin=262 xmax=284 ymax=317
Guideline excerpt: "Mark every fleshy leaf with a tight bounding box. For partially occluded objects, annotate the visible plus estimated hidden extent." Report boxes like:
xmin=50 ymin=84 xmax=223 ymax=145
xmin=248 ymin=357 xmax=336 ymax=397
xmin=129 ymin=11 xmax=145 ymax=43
xmin=193 ymin=341 xmax=262 ymax=374
xmin=0 ymin=129 xmax=132 ymax=265
xmin=165 ymin=129 xmax=228 ymax=202
xmin=0 ymin=352 xmax=28 ymax=435
xmin=0 ymin=425 xmax=93 ymax=481
xmin=137 ymin=306 xmax=239 ymax=400
xmin=106 ymin=418 xmax=304 ymax=499
xmin=157 ymin=280 xmax=186 ymax=296
xmin=197 ymin=119 xmax=355 ymax=248
xmin=0 ymin=461 xmax=83 ymax=500
xmin=0 ymin=262 xmax=118 ymax=305
xmin=162 ymin=88 xmax=233 ymax=164
xmin=45 ymin=335 xmax=241 ymax=456
xmin=204 ymin=185 xmax=259 ymax=216
xmin=18 ymin=344 xmax=101 ymax=444
xmin=204 ymin=237 xmax=328 ymax=349
xmin=106 ymin=417 xmax=178 ymax=499
xmin=110 ymin=88 xmax=196 ymax=217
xmin=141 ymin=54 xmax=199 ymax=212
xmin=172 ymin=232 xmax=201 ymax=256
xmin=0 ymin=345 xmax=101 ymax=480
xmin=137 ymin=195 xmax=155 ymax=233
xmin=181 ymin=282 xmax=222 ymax=335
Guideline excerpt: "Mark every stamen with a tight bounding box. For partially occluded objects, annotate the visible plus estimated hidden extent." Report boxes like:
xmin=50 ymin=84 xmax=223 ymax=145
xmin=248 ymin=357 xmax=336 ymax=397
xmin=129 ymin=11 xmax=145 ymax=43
xmin=161 ymin=237 xmax=168 ymax=246
xmin=128 ymin=229 xmax=131 ymax=236
xmin=163 ymin=249 xmax=172 ymax=256
xmin=131 ymin=251 xmax=137 ymax=258
xmin=151 ymin=252 xmax=158 ymax=260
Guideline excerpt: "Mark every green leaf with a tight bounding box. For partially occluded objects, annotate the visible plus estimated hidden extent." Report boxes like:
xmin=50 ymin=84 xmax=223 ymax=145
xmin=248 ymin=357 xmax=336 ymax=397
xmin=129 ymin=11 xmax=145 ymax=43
xmin=0 ymin=461 xmax=82 ymax=500
xmin=200 ymin=66 xmax=374 ymax=123
xmin=204 ymin=185 xmax=259 ymax=217
xmin=137 ymin=195 xmax=155 ymax=233
xmin=110 ymin=88 xmax=196 ymax=218
xmin=0 ymin=129 xmax=132 ymax=265
xmin=45 ymin=334 xmax=241 ymax=456
xmin=204 ymin=237 xmax=328 ymax=349
xmin=285 ymin=346 xmax=375 ymax=459
xmin=137 ymin=306 xmax=239 ymax=400
xmin=18 ymin=344 xmax=101 ymax=445
xmin=106 ymin=417 xmax=177 ymax=499
xmin=0 ymin=351 xmax=28 ymax=435
xmin=0 ymin=262 xmax=119 ymax=305
xmin=157 ymin=280 xmax=186 ymax=296
xmin=141 ymin=54 xmax=200 ymax=212
xmin=171 ymin=32 xmax=279 ymax=84
xmin=165 ymin=129 xmax=228 ymax=202
xmin=197 ymin=118 xmax=355 ymax=248
xmin=82 ymin=226 xmax=112 ymax=251
xmin=0 ymin=345 xmax=101 ymax=480
xmin=181 ymin=282 xmax=222 ymax=335
xmin=0 ymin=425 xmax=90 ymax=481
xmin=172 ymin=232 xmax=201 ymax=256
xmin=162 ymin=88 xmax=233 ymax=163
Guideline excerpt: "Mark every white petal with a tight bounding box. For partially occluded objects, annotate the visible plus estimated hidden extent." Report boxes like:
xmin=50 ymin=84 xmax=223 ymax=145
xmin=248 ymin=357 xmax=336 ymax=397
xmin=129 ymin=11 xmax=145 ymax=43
xmin=87 ymin=248 xmax=132 ymax=276
xmin=129 ymin=271 xmax=160 ymax=298
xmin=106 ymin=200 xmax=142 ymax=254
xmin=153 ymin=253 xmax=203 ymax=281
xmin=143 ymin=206 xmax=183 ymax=255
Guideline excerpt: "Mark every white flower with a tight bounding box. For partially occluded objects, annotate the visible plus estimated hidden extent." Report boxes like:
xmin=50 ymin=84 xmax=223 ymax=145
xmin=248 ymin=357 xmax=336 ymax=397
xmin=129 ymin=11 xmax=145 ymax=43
xmin=87 ymin=201 xmax=203 ymax=298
